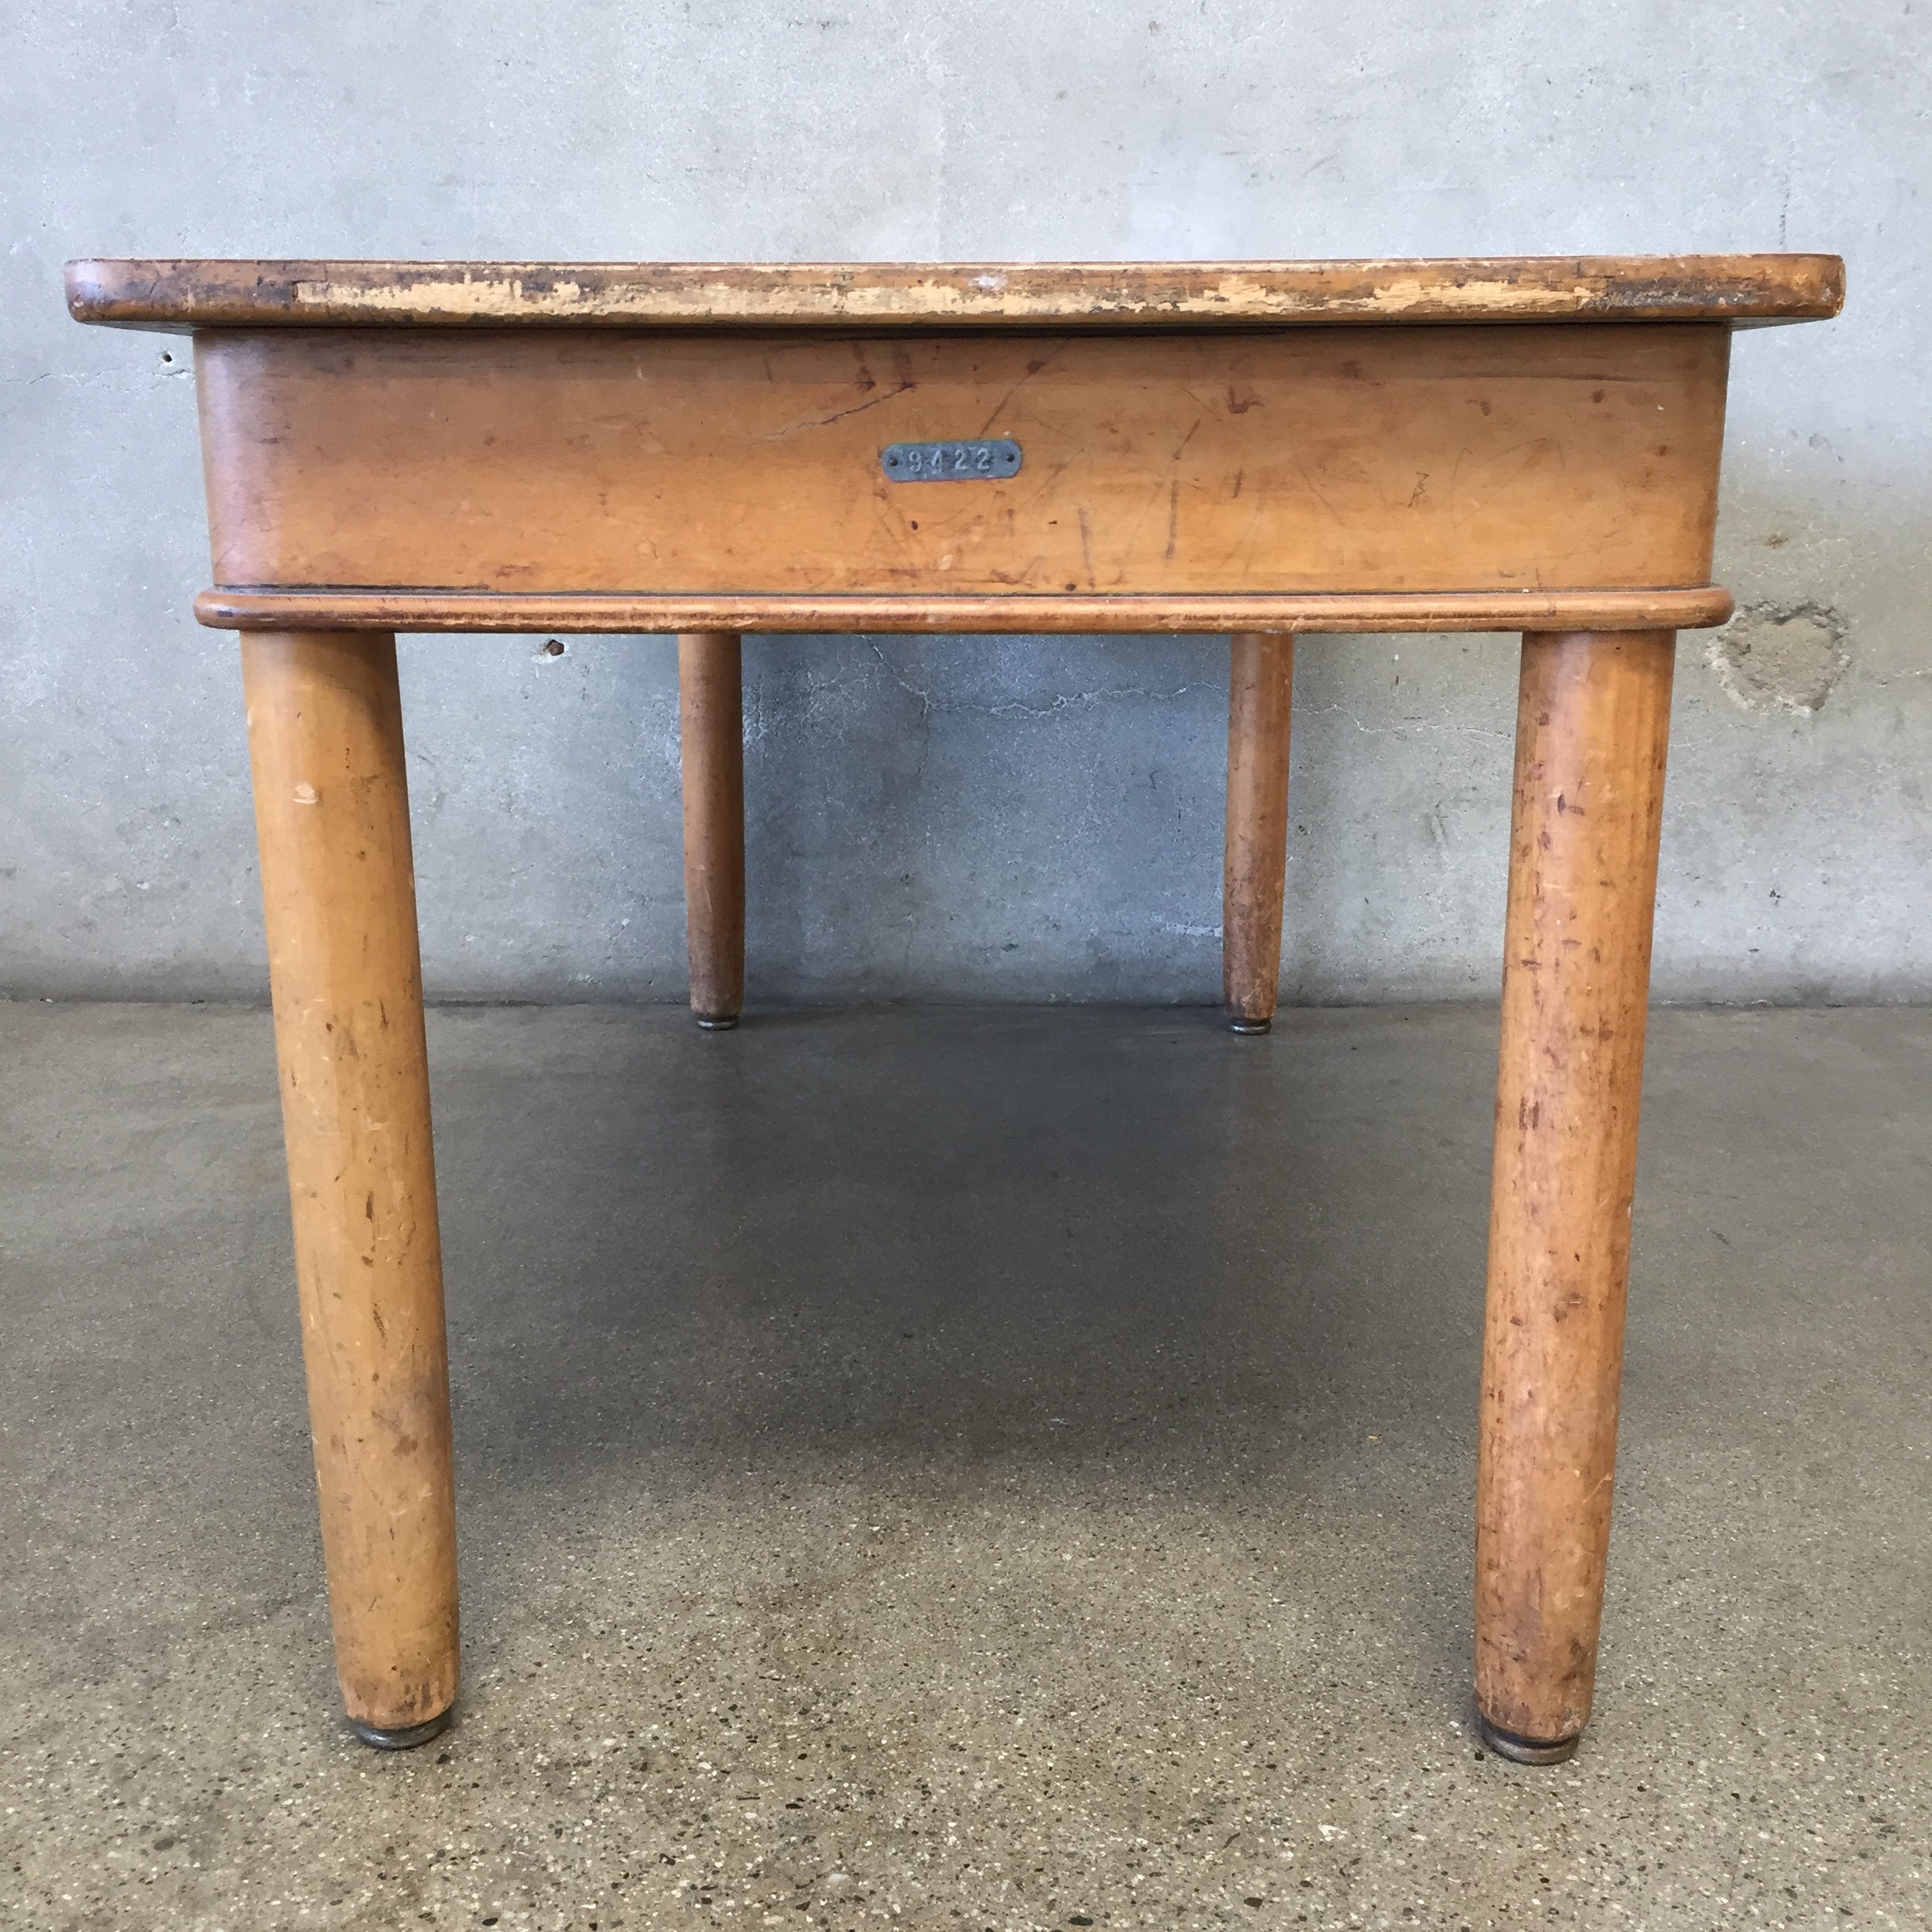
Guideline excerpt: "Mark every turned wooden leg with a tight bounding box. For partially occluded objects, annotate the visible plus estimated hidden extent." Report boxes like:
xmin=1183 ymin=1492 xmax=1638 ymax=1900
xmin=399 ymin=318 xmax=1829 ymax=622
xmin=1223 ymin=631 xmax=1294 ymax=1032
xmin=1475 ymin=628 xmax=1676 ymax=1764
xmin=242 ymin=629 xmax=459 ymax=1749
xmin=679 ymin=631 xmax=746 ymax=1028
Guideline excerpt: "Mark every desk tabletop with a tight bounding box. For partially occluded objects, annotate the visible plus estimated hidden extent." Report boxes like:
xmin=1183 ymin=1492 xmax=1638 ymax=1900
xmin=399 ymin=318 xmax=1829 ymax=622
xmin=67 ymin=255 xmax=1842 ymax=332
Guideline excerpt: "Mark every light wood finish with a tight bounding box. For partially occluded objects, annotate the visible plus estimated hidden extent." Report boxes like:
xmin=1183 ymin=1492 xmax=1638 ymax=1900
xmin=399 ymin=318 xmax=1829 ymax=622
xmin=1475 ymin=629 xmax=1676 ymax=1754
xmin=242 ymin=629 xmax=459 ymax=1737
xmin=67 ymin=254 xmax=1843 ymax=1756
xmin=680 ymin=631 xmax=747 ymax=1026
xmin=194 ymin=586 xmax=1736 ymax=635
xmin=193 ymin=326 xmax=1729 ymax=599
xmin=67 ymin=255 xmax=1845 ymax=331
xmin=1223 ymin=633 xmax=1295 ymax=1030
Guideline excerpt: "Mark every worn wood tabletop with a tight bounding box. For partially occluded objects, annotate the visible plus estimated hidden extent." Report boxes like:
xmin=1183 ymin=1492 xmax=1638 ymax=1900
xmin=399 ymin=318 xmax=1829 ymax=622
xmin=66 ymin=254 xmax=1844 ymax=331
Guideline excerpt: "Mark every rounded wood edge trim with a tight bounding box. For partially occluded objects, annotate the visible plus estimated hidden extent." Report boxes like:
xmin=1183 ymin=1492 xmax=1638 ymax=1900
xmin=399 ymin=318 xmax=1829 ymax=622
xmin=195 ymin=588 xmax=1735 ymax=635
xmin=69 ymin=256 xmax=1844 ymax=331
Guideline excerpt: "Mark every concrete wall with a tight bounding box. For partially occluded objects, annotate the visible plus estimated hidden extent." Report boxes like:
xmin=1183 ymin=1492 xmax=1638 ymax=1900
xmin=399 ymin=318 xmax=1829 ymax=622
xmin=6 ymin=2 xmax=1927 ymax=1005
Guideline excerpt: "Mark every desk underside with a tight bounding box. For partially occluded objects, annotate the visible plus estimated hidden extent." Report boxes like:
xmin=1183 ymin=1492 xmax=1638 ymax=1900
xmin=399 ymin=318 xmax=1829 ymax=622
xmin=194 ymin=323 xmax=1734 ymax=634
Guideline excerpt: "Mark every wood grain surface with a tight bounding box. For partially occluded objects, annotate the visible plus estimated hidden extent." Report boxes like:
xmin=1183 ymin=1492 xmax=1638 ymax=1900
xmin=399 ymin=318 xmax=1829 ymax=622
xmin=68 ymin=255 xmax=1844 ymax=331
xmin=242 ymin=629 xmax=460 ymax=1735
xmin=193 ymin=586 xmax=1736 ymax=634
xmin=1475 ymin=628 xmax=1676 ymax=1750
xmin=679 ymin=631 xmax=746 ymax=1026
xmin=194 ymin=325 xmax=1731 ymax=600
xmin=1223 ymin=634 xmax=1295 ymax=1029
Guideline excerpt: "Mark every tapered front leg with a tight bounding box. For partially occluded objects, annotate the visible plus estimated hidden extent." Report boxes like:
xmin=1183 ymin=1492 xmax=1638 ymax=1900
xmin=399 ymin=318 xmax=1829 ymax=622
xmin=1475 ymin=628 xmax=1676 ymax=1764
xmin=1223 ymin=631 xmax=1294 ymax=1032
xmin=679 ymin=631 xmax=746 ymax=1028
xmin=242 ymin=630 xmax=459 ymax=1748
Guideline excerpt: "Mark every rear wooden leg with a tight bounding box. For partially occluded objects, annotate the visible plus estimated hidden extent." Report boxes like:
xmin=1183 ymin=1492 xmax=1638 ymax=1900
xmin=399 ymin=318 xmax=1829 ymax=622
xmin=1223 ymin=631 xmax=1294 ymax=1032
xmin=1475 ymin=629 xmax=1676 ymax=1764
xmin=679 ymin=631 xmax=746 ymax=1028
xmin=242 ymin=629 xmax=459 ymax=1749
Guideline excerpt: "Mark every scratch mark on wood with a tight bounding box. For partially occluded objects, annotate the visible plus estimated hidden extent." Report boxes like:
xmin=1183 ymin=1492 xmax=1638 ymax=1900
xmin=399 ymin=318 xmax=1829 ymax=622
xmin=780 ymin=379 xmax=917 ymax=434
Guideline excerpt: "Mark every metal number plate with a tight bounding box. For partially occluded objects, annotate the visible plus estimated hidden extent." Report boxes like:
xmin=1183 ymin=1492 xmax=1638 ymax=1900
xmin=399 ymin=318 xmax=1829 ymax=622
xmin=881 ymin=438 xmax=1023 ymax=482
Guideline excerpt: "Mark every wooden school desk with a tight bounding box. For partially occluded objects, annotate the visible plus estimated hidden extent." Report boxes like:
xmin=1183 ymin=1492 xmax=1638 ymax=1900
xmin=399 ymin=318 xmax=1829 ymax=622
xmin=67 ymin=255 xmax=1844 ymax=1761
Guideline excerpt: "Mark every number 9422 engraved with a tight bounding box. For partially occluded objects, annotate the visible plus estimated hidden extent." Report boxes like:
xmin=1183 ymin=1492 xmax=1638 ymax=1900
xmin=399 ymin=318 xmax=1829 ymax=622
xmin=881 ymin=439 xmax=1024 ymax=482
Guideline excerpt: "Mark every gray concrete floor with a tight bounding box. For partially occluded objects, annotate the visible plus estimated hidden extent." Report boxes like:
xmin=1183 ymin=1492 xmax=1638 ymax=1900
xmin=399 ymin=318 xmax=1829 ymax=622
xmin=1 ymin=1002 xmax=1926 ymax=1931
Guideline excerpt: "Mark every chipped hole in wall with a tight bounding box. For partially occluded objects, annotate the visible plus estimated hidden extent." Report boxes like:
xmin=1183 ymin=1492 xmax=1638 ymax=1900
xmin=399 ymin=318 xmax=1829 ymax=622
xmin=537 ymin=638 xmax=567 ymax=660
xmin=1705 ymin=601 xmax=1849 ymax=715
